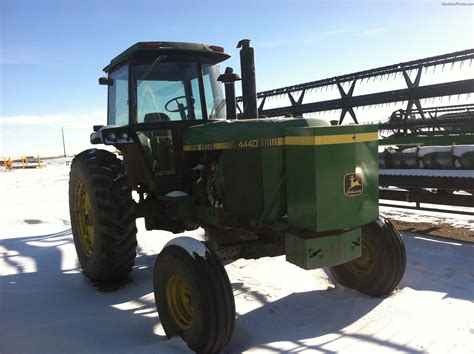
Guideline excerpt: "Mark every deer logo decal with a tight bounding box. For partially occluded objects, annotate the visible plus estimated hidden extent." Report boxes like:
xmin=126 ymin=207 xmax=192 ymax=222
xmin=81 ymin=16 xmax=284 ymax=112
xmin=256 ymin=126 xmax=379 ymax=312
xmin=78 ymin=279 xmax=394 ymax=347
xmin=344 ymin=172 xmax=363 ymax=196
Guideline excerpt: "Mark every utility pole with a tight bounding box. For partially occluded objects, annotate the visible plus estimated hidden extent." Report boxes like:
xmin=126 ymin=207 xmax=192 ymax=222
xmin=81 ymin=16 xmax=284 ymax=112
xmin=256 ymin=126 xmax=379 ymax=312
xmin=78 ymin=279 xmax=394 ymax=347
xmin=61 ymin=127 xmax=66 ymax=157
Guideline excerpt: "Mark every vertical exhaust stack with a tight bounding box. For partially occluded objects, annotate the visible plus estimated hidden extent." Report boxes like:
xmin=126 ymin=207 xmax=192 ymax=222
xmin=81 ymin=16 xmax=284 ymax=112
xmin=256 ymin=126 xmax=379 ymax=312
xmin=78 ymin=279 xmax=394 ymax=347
xmin=238 ymin=39 xmax=258 ymax=119
xmin=217 ymin=67 xmax=241 ymax=120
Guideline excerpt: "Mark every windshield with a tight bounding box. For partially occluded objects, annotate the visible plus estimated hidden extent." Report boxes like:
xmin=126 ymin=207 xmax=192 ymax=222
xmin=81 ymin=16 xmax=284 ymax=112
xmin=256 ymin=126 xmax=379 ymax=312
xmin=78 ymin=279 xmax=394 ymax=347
xmin=132 ymin=59 xmax=226 ymax=123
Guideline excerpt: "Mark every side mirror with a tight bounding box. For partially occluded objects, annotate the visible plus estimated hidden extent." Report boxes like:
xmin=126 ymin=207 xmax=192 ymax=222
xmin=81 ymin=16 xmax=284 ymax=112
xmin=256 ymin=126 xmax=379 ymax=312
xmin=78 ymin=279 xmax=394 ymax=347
xmin=98 ymin=77 xmax=113 ymax=86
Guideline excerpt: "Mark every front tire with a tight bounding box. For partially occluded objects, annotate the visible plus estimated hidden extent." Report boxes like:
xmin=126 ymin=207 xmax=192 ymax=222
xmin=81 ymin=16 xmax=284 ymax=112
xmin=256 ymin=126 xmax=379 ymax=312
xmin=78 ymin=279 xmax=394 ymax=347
xmin=329 ymin=217 xmax=406 ymax=297
xmin=154 ymin=238 xmax=235 ymax=353
xmin=69 ymin=149 xmax=137 ymax=284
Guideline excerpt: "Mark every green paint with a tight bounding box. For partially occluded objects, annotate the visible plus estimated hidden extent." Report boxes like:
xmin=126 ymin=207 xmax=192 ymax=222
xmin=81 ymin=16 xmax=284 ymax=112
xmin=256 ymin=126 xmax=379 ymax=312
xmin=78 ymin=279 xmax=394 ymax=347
xmin=157 ymin=195 xmax=196 ymax=221
xmin=184 ymin=117 xmax=330 ymax=223
xmin=196 ymin=206 xmax=222 ymax=225
xmin=286 ymin=228 xmax=362 ymax=270
xmin=183 ymin=118 xmax=329 ymax=146
xmin=286 ymin=125 xmax=379 ymax=232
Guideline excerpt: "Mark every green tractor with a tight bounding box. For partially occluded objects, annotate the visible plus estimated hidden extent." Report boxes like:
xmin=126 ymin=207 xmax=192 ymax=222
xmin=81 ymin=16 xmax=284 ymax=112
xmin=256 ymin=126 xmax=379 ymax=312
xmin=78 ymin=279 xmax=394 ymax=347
xmin=69 ymin=40 xmax=406 ymax=353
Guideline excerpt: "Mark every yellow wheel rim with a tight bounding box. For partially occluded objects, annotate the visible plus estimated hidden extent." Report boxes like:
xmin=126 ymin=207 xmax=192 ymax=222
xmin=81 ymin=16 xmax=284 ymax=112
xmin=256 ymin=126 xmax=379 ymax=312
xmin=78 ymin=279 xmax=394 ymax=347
xmin=346 ymin=239 xmax=375 ymax=276
xmin=166 ymin=275 xmax=194 ymax=329
xmin=74 ymin=180 xmax=95 ymax=257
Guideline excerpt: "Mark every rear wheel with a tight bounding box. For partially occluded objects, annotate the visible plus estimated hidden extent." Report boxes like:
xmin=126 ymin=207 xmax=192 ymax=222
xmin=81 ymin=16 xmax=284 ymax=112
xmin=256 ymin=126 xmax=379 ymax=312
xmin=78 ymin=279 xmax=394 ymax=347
xmin=69 ymin=149 xmax=137 ymax=284
xmin=329 ymin=217 xmax=406 ymax=297
xmin=154 ymin=237 xmax=235 ymax=353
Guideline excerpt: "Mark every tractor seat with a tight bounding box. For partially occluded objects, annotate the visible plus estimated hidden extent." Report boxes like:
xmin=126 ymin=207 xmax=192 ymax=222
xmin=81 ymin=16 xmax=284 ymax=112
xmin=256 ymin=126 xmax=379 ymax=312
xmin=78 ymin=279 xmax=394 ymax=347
xmin=143 ymin=113 xmax=171 ymax=139
xmin=143 ymin=112 xmax=171 ymax=123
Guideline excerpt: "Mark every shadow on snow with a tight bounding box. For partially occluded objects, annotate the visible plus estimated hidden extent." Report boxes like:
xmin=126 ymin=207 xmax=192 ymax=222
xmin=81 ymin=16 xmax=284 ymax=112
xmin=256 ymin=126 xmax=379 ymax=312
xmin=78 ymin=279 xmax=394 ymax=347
xmin=0 ymin=230 xmax=472 ymax=353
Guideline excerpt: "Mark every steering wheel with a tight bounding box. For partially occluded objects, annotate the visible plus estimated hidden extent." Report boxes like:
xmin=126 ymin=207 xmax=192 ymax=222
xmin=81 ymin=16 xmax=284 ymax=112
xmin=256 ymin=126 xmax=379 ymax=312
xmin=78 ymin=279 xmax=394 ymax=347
xmin=165 ymin=96 xmax=190 ymax=113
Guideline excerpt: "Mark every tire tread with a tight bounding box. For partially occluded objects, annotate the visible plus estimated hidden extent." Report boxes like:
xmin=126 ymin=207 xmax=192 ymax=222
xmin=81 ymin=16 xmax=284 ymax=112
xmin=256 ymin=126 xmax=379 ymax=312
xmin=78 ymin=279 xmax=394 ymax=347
xmin=330 ymin=218 xmax=406 ymax=297
xmin=69 ymin=148 xmax=137 ymax=283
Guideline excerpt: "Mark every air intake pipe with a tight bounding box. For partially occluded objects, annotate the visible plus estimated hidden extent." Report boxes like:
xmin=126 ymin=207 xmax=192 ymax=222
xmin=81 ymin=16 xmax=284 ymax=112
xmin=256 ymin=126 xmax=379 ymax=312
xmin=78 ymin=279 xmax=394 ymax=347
xmin=217 ymin=67 xmax=241 ymax=120
xmin=238 ymin=39 xmax=258 ymax=119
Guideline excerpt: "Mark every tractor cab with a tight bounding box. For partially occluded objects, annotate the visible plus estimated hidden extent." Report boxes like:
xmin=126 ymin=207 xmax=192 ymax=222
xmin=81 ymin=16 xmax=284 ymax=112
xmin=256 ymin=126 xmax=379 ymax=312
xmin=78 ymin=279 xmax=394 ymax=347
xmin=93 ymin=42 xmax=230 ymax=194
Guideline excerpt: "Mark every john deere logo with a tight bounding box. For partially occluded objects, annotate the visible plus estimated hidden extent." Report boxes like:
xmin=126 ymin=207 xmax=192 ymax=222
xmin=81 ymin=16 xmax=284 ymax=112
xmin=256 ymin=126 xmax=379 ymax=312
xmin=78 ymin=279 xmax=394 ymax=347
xmin=344 ymin=173 xmax=363 ymax=196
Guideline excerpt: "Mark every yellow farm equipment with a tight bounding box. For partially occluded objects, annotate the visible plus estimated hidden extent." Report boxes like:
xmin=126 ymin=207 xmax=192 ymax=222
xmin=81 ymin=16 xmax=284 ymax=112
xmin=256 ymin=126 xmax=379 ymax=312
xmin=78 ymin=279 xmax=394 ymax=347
xmin=2 ymin=156 xmax=45 ymax=171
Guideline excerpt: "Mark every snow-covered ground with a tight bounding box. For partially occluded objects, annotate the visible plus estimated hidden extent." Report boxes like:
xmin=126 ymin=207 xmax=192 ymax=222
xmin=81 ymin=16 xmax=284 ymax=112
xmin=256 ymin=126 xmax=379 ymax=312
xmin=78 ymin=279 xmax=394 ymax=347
xmin=1 ymin=160 xmax=473 ymax=353
xmin=381 ymin=204 xmax=473 ymax=232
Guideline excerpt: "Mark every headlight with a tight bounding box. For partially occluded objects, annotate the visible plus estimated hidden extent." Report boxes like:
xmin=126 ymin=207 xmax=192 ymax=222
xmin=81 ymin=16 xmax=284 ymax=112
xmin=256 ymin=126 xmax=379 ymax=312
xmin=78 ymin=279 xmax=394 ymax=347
xmin=120 ymin=131 xmax=129 ymax=140
xmin=106 ymin=132 xmax=117 ymax=141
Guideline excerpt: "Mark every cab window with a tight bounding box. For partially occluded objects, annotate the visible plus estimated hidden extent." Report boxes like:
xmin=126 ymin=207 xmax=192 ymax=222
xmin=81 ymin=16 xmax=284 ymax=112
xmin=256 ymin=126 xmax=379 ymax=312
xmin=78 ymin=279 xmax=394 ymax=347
xmin=107 ymin=64 xmax=129 ymax=125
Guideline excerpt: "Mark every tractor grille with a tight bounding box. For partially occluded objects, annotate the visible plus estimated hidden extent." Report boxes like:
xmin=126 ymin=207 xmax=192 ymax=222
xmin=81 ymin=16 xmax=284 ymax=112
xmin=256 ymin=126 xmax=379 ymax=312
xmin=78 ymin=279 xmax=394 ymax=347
xmin=222 ymin=149 xmax=264 ymax=220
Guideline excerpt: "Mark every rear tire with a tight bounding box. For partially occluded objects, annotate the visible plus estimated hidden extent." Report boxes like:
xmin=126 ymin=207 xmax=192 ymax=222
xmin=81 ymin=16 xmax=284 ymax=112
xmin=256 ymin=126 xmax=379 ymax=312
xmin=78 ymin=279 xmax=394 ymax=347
xmin=329 ymin=217 xmax=406 ymax=297
xmin=154 ymin=238 xmax=235 ymax=353
xmin=69 ymin=149 xmax=137 ymax=284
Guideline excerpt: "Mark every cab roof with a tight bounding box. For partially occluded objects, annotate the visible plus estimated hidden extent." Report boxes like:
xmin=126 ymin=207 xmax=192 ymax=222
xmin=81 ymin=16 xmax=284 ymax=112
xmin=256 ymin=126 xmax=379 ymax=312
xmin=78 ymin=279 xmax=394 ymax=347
xmin=103 ymin=41 xmax=230 ymax=72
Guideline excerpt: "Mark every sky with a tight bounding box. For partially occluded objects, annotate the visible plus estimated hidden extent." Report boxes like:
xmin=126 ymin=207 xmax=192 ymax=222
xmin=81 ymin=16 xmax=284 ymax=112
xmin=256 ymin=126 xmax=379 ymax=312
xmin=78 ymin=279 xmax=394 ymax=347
xmin=0 ymin=0 xmax=473 ymax=157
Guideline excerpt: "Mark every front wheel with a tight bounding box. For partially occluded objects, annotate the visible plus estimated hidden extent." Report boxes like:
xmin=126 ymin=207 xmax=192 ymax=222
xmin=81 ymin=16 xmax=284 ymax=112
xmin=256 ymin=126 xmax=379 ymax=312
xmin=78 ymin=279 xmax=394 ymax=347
xmin=329 ymin=217 xmax=406 ymax=297
xmin=154 ymin=237 xmax=235 ymax=353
